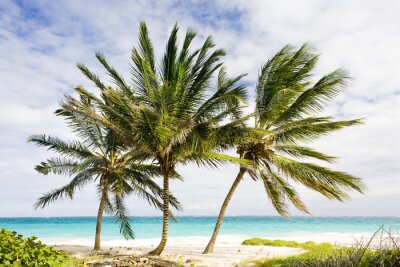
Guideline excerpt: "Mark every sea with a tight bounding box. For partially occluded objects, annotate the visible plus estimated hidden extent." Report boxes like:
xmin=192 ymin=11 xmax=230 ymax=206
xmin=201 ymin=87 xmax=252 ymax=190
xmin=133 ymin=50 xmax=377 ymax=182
xmin=1 ymin=216 xmax=399 ymax=245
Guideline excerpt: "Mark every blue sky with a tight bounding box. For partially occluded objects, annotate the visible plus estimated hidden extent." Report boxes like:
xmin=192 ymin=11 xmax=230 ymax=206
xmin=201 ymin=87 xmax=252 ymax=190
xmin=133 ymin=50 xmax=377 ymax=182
xmin=0 ymin=0 xmax=399 ymax=217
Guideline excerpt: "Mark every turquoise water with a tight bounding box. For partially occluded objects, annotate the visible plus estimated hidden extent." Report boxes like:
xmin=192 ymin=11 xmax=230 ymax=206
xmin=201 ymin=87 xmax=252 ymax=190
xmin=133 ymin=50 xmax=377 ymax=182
xmin=0 ymin=217 xmax=399 ymax=241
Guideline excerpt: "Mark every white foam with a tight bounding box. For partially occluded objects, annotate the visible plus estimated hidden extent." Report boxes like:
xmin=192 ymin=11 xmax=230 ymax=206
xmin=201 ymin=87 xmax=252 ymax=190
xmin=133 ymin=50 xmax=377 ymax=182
xmin=41 ymin=232 xmax=389 ymax=247
xmin=42 ymin=234 xmax=246 ymax=247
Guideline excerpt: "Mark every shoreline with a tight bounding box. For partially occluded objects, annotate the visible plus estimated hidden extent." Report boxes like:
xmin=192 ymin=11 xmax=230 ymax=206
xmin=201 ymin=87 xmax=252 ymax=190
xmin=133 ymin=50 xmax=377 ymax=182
xmin=42 ymin=232 xmax=378 ymax=247
xmin=54 ymin=241 xmax=304 ymax=267
xmin=47 ymin=232 xmax=385 ymax=267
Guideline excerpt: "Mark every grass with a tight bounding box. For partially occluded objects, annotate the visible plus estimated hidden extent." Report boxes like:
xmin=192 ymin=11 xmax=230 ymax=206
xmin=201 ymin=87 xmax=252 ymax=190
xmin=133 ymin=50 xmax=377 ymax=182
xmin=242 ymin=238 xmax=333 ymax=250
xmin=242 ymin=238 xmax=338 ymax=266
xmin=60 ymin=257 xmax=84 ymax=267
xmin=241 ymin=227 xmax=400 ymax=266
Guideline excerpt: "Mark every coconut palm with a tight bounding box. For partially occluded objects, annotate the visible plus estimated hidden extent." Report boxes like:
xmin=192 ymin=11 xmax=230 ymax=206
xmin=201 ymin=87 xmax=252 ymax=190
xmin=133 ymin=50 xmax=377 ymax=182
xmin=58 ymin=22 xmax=251 ymax=255
xmin=28 ymin=90 xmax=181 ymax=250
xmin=203 ymin=44 xmax=365 ymax=253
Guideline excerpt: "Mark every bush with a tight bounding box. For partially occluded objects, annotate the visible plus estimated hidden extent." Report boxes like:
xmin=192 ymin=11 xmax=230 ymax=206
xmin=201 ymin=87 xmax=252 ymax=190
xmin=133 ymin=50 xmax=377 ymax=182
xmin=284 ymin=228 xmax=400 ymax=267
xmin=244 ymin=227 xmax=400 ymax=267
xmin=0 ymin=228 xmax=73 ymax=267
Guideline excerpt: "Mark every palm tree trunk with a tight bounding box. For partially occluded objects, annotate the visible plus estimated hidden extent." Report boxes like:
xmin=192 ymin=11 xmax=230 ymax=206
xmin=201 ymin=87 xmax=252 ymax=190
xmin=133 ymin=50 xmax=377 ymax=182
xmin=203 ymin=167 xmax=246 ymax=254
xmin=148 ymin=172 xmax=170 ymax=255
xmin=94 ymin=183 xmax=108 ymax=250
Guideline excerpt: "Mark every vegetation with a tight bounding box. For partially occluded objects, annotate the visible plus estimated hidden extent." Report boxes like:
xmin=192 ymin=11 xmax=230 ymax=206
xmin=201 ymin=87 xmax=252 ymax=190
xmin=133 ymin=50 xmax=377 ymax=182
xmin=242 ymin=228 xmax=400 ymax=267
xmin=58 ymin=22 xmax=250 ymax=255
xmin=242 ymin=238 xmax=326 ymax=248
xmin=28 ymin=21 xmax=366 ymax=256
xmin=243 ymin=238 xmax=336 ymax=263
xmin=28 ymin=80 xmax=181 ymax=250
xmin=203 ymin=44 xmax=365 ymax=253
xmin=0 ymin=228 xmax=76 ymax=267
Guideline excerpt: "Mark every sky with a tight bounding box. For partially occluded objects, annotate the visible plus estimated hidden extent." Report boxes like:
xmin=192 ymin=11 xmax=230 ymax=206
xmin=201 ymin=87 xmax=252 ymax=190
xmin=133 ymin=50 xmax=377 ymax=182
xmin=0 ymin=0 xmax=399 ymax=217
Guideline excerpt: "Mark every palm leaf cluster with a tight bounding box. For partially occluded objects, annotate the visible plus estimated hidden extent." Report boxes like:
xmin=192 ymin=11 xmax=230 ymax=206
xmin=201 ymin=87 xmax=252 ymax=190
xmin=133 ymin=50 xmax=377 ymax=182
xmin=28 ymin=87 xmax=181 ymax=245
xmin=62 ymin=23 xmax=250 ymax=170
xmin=241 ymin=44 xmax=364 ymax=216
xmin=203 ymin=43 xmax=364 ymax=254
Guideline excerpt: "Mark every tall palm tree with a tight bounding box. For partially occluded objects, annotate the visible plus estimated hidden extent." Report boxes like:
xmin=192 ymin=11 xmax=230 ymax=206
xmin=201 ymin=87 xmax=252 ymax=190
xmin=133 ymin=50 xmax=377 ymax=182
xmin=58 ymin=22 xmax=251 ymax=255
xmin=29 ymin=90 xmax=181 ymax=250
xmin=203 ymin=44 xmax=365 ymax=253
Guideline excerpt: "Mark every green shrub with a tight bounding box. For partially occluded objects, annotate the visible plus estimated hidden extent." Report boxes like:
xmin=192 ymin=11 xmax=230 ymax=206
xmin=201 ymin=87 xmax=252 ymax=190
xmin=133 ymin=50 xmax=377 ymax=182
xmin=283 ymin=243 xmax=400 ymax=267
xmin=242 ymin=238 xmax=327 ymax=250
xmin=243 ymin=238 xmax=339 ymax=266
xmin=0 ymin=228 xmax=73 ymax=267
xmin=243 ymin=227 xmax=400 ymax=267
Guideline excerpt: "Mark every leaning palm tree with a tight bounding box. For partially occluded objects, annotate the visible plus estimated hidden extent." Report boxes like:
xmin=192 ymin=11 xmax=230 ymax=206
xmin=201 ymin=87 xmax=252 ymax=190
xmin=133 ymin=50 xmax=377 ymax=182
xmin=28 ymin=91 xmax=181 ymax=250
xmin=58 ymin=22 xmax=251 ymax=255
xmin=203 ymin=44 xmax=365 ymax=253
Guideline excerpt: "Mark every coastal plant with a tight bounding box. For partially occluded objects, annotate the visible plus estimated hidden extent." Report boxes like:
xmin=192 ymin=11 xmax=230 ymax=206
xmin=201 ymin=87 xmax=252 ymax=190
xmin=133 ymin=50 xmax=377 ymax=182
xmin=0 ymin=228 xmax=73 ymax=266
xmin=28 ymin=91 xmax=181 ymax=250
xmin=293 ymin=228 xmax=400 ymax=267
xmin=203 ymin=44 xmax=365 ymax=253
xmin=243 ymin=227 xmax=400 ymax=266
xmin=59 ymin=22 xmax=250 ymax=255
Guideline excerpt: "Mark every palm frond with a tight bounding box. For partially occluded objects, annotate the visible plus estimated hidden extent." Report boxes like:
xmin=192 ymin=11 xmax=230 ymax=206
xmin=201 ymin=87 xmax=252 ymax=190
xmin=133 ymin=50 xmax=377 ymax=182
xmin=113 ymin=194 xmax=135 ymax=239
xmin=34 ymin=157 xmax=78 ymax=175
xmin=34 ymin=169 xmax=94 ymax=209
xmin=195 ymin=67 xmax=247 ymax=122
xmin=56 ymin=108 xmax=105 ymax=150
xmin=192 ymin=152 xmax=254 ymax=169
xmin=126 ymin=172 xmax=182 ymax=211
xmin=76 ymin=63 xmax=106 ymax=91
xmin=265 ymin=168 xmax=309 ymax=214
xmin=28 ymin=134 xmax=92 ymax=159
xmin=271 ymin=155 xmax=364 ymax=197
xmin=96 ymin=52 xmax=133 ymax=97
xmin=276 ymin=69 xmax=350 ymax=123
xmin=259 ymin=170 xmax=289 ymax=216
xmin=138 ymin=21 xmax=156 ymax=72
xmin=273 ymin=118 xmax=363 ymax=144
xmin=256 ymin=43 xmax=319 ymax=127
xmin=274 ymin=145 xmax=336 ymax=163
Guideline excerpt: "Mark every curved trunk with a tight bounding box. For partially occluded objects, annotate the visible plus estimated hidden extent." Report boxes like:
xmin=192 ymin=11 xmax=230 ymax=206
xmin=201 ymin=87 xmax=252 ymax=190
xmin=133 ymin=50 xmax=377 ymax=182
xmin=94 ymin=183 xmax=108 ymax=250
xmin=148 ymin=172 xmax=170 ymax=255
xmin=203 ymin=167 xmax=246 ymax=254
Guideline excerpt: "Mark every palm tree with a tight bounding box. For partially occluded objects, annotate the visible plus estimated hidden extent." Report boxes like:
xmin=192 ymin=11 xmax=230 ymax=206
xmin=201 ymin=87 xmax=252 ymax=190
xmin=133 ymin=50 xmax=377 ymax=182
xmin=203 ymin=44 xmax=365 ymax=253
xmin=29 ymin=90 xmax=181 ymax=250
xmin=58 ymin=22 xmax=251 ymax=255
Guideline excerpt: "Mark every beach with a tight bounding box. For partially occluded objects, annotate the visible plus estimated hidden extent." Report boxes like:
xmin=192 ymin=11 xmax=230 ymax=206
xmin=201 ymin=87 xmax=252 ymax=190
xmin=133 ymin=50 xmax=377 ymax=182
xmin=55 ymin=237 xmax=303 ymax=266
xmin=47 ymin=232 xmax=389 ymax=266
xmin=2 ymin=216 xmax=399 ymax=266
xmin=50 ymin=232 xmax=391 ymax=266
xmin=53 ymin=235 xmax=304 ymax=266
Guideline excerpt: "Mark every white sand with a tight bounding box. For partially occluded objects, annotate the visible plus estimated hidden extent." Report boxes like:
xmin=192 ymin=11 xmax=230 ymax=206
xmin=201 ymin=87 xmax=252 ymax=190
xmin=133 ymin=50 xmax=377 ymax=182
xmin=56 ymin=240 xmax=302 ymax=267
xmin=49 ymin=232 xmax=389 ymax=266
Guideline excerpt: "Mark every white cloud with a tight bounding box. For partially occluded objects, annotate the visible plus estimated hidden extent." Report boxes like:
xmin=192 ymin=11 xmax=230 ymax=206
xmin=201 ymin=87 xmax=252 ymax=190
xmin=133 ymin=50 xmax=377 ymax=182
xmin=0 ymin=0 xmax=399 ymax=217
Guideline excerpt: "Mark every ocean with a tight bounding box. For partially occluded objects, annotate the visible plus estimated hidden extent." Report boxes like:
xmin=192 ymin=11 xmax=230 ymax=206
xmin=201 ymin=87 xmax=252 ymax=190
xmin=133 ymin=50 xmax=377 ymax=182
xmin=1 ymin=216 xmax=399 ymax=245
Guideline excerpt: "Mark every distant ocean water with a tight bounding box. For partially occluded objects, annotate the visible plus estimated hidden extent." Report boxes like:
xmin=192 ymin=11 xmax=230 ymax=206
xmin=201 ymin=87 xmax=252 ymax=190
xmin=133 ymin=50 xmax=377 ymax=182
xmin=1 ymin=216 xmax=399 ymax=244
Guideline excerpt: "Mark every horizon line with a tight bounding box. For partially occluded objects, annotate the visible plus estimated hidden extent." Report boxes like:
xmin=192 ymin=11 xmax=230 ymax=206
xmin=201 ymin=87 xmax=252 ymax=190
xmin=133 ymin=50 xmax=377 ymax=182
xmin=1 ymin=215 xmax=399 ymax=219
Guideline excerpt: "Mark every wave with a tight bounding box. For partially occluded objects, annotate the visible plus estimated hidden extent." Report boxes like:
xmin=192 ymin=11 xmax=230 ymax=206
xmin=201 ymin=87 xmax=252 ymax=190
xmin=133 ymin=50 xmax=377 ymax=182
xmin=41 ymin=232 xmax=392 ymax=247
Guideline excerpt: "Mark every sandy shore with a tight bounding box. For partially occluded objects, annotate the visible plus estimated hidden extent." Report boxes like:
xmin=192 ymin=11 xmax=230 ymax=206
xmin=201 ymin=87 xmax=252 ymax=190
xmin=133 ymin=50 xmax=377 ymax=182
xmin=50 ymin=233 xmax=383 ymax=266
xmin=53 ymin=235 xmax=304 ymax=266
xmin=56 ymin=243 xmax=302 ymax=266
